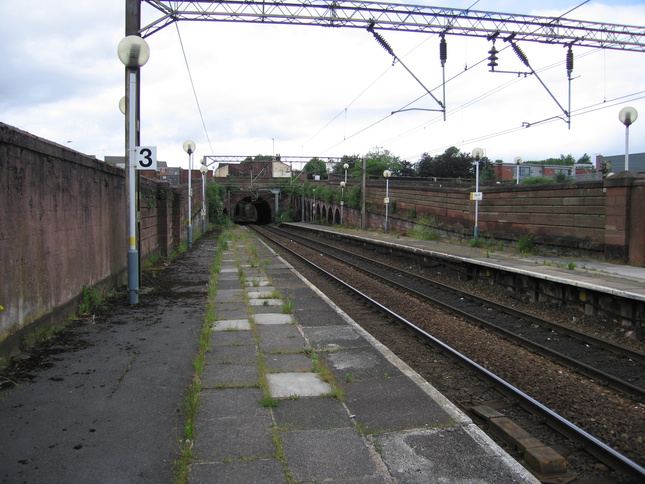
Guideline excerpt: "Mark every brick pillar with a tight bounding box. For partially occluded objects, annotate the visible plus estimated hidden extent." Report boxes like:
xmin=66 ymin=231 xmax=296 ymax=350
xmin=604 ymin=172 xmax=635 ymax=262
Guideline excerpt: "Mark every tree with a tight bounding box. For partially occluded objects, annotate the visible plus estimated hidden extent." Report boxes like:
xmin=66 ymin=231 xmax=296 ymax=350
xmin=303 ymin=157 xmax=328 ymax=179
xmin=577 ymin=153 xmax=591 ymax=164
xmin=331 ymin=155 xmax=361 ymax=176
xmin=364 ymin=147 xmax=401 ymax=177
xmin=417 ymin=147 xmax=475 ymax=178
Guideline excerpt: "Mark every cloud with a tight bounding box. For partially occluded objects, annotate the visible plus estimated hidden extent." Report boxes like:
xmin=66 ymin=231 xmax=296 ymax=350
xmin=0 ymin=0 xmax=643 ymax=168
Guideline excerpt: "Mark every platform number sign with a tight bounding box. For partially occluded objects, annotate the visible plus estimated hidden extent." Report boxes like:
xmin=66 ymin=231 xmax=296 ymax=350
xmin=135 ymin=146 xmax=157 ymax=170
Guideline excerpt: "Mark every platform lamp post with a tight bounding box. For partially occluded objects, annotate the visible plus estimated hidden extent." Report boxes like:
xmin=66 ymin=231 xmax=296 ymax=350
xmin=200 ymin=160 xmax=208 ymax=235
xmin=472 ymin=148 xmax=484 ymax=239
xmin=340 ymin=181 xmax=346 ymax=225
xmin=118 ymin=34 xmax=150 ymax=305
xmin=383 ymin=169 xmax=391 ymax=233
xmin=312 ymin=188 xmax=316 ymax=223
xmin=183 ymin=140 xmax=196 ymax=248
xmin=619 ymin=107 xmax=638 ymax=171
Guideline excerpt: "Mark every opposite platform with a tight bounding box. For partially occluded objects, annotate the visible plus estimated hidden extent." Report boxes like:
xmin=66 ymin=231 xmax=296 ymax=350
xmin=188 ymin=226 xmax=538 ymax=483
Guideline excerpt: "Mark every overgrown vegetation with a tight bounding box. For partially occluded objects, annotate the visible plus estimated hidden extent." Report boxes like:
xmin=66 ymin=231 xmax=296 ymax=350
xmin=517 ymin=235 xmax=537 ymax=254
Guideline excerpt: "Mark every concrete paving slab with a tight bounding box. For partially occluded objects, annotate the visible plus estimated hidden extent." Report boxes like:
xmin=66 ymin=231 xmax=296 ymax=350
xmin=292 ymin=308 xmax=348 ymax=327
xmin=214 ymin=289 xmax=244 ymax=303
xmin=343 ymin=376 xmax=454 ymax=433
xmin=206 ymin=345 xmax=258 ymax=364
xmin=247 ymin=289 xmax=278 ymax=299
xmin=189 ymin=459 xmax=285 ymax=484
xmin=303 ymin=326 xmax=371 ymax=350
xmin=216 ymin=279 xmax=243 ymax=290
xmin=250 ymin=305 xmax=283 ymax=314
xmin=265 ymin=353 xmax=312 ymax=372
xmin=267 ymin=372 xmax=331 ymax=398
xmin=219 ymin=267 xmax=238 ymax=273
xmin=280 ymin=428 xmax=383 ymax=482
xmin=210 ymin=329 xmax=255 ymax=347
xmin=199 ymin=388 xmax=268 ymax=419
xmin=212 ymin=319 xmax=251 ymax=331
xmin=293 ymin=297 xmax=331 ymax=311
xmin=194 ymin=415 xmax=274 ymax=461
xmin=215 ymin=301 xmax=248 ymax=312
xmin=245 ymin=278 xmax=271 ymax=287
xmin=254 ymin=313 xmax=293 ymax=325
xmin=214 ymin=308 xmax=249 ymax=319
xmin=202 ymin=363 xmax=259 ymax=388
xmin=273 ymin=397 xmax=352 ymax=430
xmin=248 ymin=298 xmax=282 ymax=306
xmin=271 ymin=287 xmax=317 ymax=300
xmin=375 ymin=426 xmax=539 ymax=484
xmin=258 ymin=325 xmax=307 ymax=353
xmin=324 ymin=347 xmax=403 ymax=381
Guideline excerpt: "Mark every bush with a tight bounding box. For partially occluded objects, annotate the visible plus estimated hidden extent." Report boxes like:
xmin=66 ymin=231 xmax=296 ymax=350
xmin=517 ymin=235 xmax=536 ymax=254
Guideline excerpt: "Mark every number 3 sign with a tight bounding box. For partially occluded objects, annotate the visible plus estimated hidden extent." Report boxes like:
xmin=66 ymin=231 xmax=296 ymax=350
xmin=135 ymin=146 xmax=157 ymax=170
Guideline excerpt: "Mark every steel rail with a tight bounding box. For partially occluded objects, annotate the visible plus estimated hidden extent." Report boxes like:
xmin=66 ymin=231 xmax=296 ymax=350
xmin=141 ymin=1 xmax=645 ymax=52
xmin=253 ymin=225 xmax=645 ymax=481
xmin=272 ymin=224 xmax=645 ymax=398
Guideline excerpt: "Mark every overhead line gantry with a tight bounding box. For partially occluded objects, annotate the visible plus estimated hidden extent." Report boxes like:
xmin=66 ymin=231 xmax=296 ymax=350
xmin=139 ymin=0 xmax=645 ymax=52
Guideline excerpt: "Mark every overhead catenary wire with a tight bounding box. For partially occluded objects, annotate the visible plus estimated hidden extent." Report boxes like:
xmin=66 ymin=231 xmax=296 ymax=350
xmin=175 ymin=22 xmax=214 ymax=156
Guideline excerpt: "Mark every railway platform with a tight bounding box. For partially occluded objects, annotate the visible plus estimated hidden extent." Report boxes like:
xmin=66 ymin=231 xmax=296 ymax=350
xmin=286 ymin=223 xmax=645 ymax=296
xmin=284 ymin=222 xmax=645 ymax=331
xmin=190 ymin=226 xmax=540 ymax=483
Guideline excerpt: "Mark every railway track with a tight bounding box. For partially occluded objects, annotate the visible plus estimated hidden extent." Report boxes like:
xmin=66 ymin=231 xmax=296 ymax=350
xmin=274 ymin=225 xmax=645 ymax=399
xmin=251 ymin=224 xmax=645 ymax=483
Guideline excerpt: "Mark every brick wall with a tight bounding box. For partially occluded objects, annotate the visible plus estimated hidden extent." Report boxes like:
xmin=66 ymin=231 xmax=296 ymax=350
xmin=0 ymin=123 xmax=197 ymax=353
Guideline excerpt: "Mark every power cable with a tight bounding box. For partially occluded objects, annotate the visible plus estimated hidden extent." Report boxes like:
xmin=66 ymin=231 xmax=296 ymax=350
xmin=175 ymin=22 xmax=214 ymax=155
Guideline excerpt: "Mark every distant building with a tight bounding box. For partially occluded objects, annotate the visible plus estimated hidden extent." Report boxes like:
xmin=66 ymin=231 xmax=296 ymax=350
xmin=596 ymin=152 xmax=645 ymax=174
xmin=493 ymin=162 xmax=597 ymax=182
xmin=214 ymin=160 xmax=296 ymax=179
xmin=104 ymin=156 xmax=180 ymax=185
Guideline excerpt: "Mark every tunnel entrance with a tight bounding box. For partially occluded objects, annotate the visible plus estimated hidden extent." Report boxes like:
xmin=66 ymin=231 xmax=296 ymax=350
xmin=233 ymin=196 xmax=272 ymax=224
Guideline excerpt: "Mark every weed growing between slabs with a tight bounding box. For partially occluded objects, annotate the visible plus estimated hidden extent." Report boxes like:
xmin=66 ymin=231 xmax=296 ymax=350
xmin=174 ymin=231 xmax=229 ymax=483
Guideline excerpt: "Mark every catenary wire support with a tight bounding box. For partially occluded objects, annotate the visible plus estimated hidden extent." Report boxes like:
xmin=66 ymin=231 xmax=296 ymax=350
xmin=440 ymin=33 xmax=448 ymax=121
xmin=506 ymin=37 xmax=571 ymax=128
xmin=367 ymin=20 xmax=445 ymax=116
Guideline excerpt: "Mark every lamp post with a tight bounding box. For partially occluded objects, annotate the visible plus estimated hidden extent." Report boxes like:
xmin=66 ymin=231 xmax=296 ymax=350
xmin=383 ymin=170 xmax=391 ymax=233
xmin=514 ymin=156 xmax=522 ymax=184
xmin=183 ymin=140 xmax=196 ymax=248
xmin=472 ymin=148 xmax=484 ymax=239
xmin=118 ymin=35 xmax=150 ymax=305
xmin=340 ymin=181 xmax=346 ymax=225
xmin=312 ymin=188 xmax=316 ymax=223
xmin=200 ymin=160 xmax=208 ymax=235
xmin=619 ymin=107 xmax=638 ymax=171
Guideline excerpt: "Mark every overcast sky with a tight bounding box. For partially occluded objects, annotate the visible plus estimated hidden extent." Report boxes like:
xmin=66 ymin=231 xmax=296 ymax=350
xmin=1 ymin=1 xmax=644 ymax=169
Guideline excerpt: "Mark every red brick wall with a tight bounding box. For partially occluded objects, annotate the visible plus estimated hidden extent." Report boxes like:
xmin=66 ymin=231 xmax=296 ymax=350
xmin=0 ymin=123 xmax=196 ymax=352
xmin=1 ymin=123 xmax=127 ymax=346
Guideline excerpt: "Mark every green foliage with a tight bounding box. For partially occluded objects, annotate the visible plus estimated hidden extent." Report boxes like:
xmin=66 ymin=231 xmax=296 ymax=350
xmin=206 ymin=180 xmax=231 ymax=225
xmin=243 ymin=154 xmax=273 ymax=162
xmin=469 ymin=237 xmax=484 ymax=247
xmin=275 ymin=208 xmax=297 ymax=223
xmin=520 ymin=176 xmax=556 ymax=185
xmin=517 ymin=235 xmax=536 ymax=254
xmin=408 ymin=216 xmax=440 ymax=240
xmin=303 ymin=158 xmax=328 ymax=179
xmin=346 ymin=185 xmax=361 ymax=209
xmin=568 ymin=261 xmax=577 ymax=270
xmin=417 ymin=146 xmax=491 ymax=179
xmin=78 ymin=285 xmax=102 ymax=314
xmin=364 ymin=147 xmax=401 ymax=177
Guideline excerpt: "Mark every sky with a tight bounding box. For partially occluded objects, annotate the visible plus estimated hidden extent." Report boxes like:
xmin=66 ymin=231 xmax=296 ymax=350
xmin=1 ymin=1 xmax=644 ymax=170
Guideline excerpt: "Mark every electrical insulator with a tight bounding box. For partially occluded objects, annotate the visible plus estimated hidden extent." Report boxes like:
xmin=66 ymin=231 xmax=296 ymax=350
xmin=511 ymin=42 xmax=530 ymax=67
xmin=566 ymin=46 xmax=574 ymax=78
xmin=440 ymin=35 xmax=447 ymax=67
xmin=488 ymin=46 xmax=498 ymax=68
